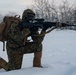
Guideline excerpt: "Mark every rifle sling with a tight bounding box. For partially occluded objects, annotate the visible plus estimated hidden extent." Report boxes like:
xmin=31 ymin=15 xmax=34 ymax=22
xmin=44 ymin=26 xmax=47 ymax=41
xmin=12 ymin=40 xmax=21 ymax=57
xmin=45 ymin=26 xmax=57 ymax=34
xmin=33 ymin=26 xmax=57 ymax=36
xmin=1 ymin=22 xmax=8 ymax=51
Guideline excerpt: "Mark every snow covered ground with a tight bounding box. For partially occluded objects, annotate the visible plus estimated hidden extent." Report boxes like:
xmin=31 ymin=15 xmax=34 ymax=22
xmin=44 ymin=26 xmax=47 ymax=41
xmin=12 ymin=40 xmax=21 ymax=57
xmin=0 ymin=30 xmax=76 ymax=75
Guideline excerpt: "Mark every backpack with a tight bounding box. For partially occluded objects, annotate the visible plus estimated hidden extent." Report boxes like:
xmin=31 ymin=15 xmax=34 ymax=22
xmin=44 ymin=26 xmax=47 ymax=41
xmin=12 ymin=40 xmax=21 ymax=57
xmin=0 ymin=15 xmax=20 ymax=51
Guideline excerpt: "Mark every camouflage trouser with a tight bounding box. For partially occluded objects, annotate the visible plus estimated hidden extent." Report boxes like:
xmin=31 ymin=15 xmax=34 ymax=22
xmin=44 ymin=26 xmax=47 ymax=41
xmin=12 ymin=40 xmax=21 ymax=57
xmin=6 ymin=42 xmax=42 ymax=71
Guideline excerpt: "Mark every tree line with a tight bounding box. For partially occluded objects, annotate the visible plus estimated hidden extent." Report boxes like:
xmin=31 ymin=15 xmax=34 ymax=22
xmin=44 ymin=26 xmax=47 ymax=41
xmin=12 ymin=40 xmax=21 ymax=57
xmin=0 ymin=0 xmax=76 ymax=30
xmin=32 ymin=0 xmax=76 ymax=24
xmin=31 ymin=0 xmax=76 ymax=30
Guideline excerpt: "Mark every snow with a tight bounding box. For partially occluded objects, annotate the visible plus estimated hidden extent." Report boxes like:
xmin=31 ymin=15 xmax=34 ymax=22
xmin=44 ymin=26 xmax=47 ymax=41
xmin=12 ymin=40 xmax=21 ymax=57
xmin=0 ymin=30 xmax=76 ymax=75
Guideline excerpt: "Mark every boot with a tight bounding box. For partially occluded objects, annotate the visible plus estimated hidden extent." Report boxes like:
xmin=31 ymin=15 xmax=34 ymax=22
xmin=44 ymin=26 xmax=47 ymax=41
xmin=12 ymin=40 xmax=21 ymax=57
xmin=33 ymin=52 xmax=42 ymax=67
xmin=0 ymin=57 xmax=9 ymax=71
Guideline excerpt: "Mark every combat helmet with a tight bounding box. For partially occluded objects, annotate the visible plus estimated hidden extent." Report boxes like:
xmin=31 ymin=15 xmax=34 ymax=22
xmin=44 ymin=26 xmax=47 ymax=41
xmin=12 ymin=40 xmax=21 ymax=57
xmin=22 ymin=9 xmax=35 ymax=21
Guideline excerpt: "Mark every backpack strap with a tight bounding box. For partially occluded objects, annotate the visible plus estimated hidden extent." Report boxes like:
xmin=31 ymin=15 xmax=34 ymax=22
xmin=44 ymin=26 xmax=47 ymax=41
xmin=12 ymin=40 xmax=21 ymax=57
xmin=1 ymin=22 xmax=8 ymax=51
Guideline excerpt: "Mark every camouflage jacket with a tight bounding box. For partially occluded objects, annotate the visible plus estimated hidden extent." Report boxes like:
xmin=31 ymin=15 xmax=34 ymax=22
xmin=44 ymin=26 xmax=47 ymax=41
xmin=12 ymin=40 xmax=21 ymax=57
xmin=7 ymin=22 xmax=30 ymax=48
xmin=7 ymin=22 xmax=45 ymax=49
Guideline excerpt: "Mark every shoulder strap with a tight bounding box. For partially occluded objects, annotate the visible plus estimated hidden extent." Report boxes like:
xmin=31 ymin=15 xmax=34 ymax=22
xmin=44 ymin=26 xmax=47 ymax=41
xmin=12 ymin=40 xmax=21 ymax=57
xmin=1 ymin=22 xmax=8 ymax=51
xmin=2 ymin=22 xmax=8 ymax=38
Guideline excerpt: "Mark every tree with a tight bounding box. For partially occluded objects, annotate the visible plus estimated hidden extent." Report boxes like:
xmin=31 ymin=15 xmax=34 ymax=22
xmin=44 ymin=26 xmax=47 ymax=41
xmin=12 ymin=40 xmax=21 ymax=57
xmin=32 ymin=0 xmax=59 ymax=21
xmin=73 ymin=9 xmax=76 ymax=24
xmin=58 ymin=0 xmax=74 ymax=23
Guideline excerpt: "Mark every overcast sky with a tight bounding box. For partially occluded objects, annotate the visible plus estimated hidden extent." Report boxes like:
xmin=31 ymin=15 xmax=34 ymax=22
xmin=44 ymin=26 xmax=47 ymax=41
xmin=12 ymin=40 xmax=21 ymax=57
xmin=0 ymin=0 xmax=76 ymax=15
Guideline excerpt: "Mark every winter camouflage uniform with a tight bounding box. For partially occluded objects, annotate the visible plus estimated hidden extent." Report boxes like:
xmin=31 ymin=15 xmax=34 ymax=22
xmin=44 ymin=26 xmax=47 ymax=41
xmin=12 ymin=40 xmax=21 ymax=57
xmin=0 ymin=9 xmax=45 ymax=71
xmin=5 ymin=21 xmax=44 ymax=70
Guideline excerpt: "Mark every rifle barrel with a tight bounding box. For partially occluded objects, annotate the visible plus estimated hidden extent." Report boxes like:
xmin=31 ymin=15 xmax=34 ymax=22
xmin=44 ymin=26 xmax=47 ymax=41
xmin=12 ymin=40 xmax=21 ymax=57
xmin=62 ymin=23 xmax=76 ymax=27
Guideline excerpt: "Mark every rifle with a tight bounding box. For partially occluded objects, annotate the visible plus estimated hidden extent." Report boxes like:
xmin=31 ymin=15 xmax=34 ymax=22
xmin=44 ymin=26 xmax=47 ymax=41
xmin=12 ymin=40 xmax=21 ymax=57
xmin=18 ymin=18 xmax=76 ymax=32
xmin=61 ymin=23 xmax=76 ymax=27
